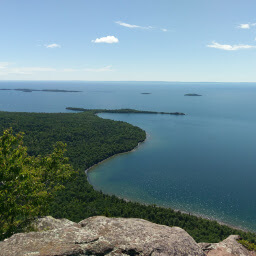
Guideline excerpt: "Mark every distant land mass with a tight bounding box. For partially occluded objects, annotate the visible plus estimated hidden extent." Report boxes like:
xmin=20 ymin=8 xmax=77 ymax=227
xmin=66 ymin=107 xmax=186 ymax=115
xmin=0 ymin=89 xmax=82 ymax=93
xmin=141 ymin=92 xmax=151 ymax=94
xmin=184 ymin=93 xmax=202 ymax=96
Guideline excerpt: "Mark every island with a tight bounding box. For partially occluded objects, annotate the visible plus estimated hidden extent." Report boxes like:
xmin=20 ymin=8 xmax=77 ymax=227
xmin=141 ymin=92 xmax=151 ymax=94
xmin=0 ymin=88 xmax=82 ymax=93
xmin=184 ymin=93 xmax=202 ymax=96
xmin=66 ymin=107 xmax=185 ymax=115
xmin=15 ymin=89 xmax=33 ymax=92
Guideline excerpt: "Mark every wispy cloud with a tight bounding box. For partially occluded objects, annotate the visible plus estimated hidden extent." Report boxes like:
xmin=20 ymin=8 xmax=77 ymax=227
xmin=116 ymin=21 xmax=153 ymax=30
xmin=45 ymin=43 xmax=61 ymax=48
xmin=62 ymin=68 xmax=78 ymax=72
xmin=12 ymin=67 xmax=56 ymax=74
xmin=0 ymin=62 xmax=114 ymax=76
xmin=63 ymin=66 xmax=113 ymax=72
xmin=237 ymin=23 xmax=256 ymax=29
xmin=116 ymin=21 xmax=169 ymax=32
xmin=0 ymin=63 xmax=56 ymax=75
xmin=207 ymin=41 xmax=256 ymax=51
xmin=92 ymin=36 xmax=119 ymax=44
xmin=84 ymin=65 xmax=113 ymax=72
xmin=116 ymin=21 xmax=140 ymax=28
xmin=0 ymin=62 xmax=10 ymax=69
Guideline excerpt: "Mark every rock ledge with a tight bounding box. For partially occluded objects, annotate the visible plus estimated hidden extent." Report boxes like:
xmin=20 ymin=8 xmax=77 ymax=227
xmin=0 ymin=216 xmax=255 ymax=256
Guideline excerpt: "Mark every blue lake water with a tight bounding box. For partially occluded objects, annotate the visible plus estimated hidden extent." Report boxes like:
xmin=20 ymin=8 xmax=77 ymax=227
xmin=0 ymin=81 xmax=256 ymax=231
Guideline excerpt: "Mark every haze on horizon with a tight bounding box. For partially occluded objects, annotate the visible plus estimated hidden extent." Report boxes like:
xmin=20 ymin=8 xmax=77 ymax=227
xmin=0 ymin=0 xmax=256 ymax=82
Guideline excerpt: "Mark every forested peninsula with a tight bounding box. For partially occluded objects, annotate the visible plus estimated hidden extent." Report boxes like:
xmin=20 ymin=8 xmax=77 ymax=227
xmin=66 ymin=107 xmax=185 ymax=115
xmin=0 ymin=109 xmax=256 ymax=247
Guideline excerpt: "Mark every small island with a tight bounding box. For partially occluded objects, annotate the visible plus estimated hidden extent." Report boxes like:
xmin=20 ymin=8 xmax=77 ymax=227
xmin=66 ymin=107 xmax=185 ymax=115
xmin=15 ymin=89 xmax=33 ymax=92
xmin=184 ymin=93 xmax=202 ymax=96
xmin=141 ymin=92 xmax=151 ymax=95
xmin=0 ymin=89 xmax=82 ymax=93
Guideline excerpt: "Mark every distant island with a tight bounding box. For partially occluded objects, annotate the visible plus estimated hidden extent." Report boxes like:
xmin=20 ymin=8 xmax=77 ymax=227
xmin=184 ymin=93 xmax=202 ymax=96
xmin=0 ymin=89 xmax=82 ymax=93
xmin=141 ymin=92 xmax=151 ymax=94
xmin=66 ymin=107 xmax=186 ymax=115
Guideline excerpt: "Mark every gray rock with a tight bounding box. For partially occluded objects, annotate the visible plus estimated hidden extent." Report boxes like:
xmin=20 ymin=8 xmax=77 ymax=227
xmin=199 ymin=235 xmax=256 ymax=256
xmin=32 ymin=216 xmax=78 ymax=231
xmin=0 ymin=216 xmax=205 ymax=256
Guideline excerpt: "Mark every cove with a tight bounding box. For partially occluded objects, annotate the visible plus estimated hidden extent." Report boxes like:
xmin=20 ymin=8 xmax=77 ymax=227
xmin=88 ymin=112 xmax=256 ymax=232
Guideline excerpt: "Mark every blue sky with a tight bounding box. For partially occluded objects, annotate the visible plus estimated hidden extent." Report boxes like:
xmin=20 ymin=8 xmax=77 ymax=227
xmin=0 ymin=0 xmax=256 ymax=81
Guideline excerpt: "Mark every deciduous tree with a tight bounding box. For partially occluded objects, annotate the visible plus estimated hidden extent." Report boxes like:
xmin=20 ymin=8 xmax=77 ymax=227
xmin=0 ymin=128 xmax=75 ymax=239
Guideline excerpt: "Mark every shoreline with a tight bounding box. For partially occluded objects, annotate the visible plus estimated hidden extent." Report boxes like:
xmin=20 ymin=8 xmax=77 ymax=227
xmin=83 ymin=112 xmax=253 ymax=234
xmin=84 ymin=135 xmax=250 ymax=234
xmin=85 ymin=132 xmax=149 ymax=185
xmin=119 ymin=196 xmax=250 ymax=233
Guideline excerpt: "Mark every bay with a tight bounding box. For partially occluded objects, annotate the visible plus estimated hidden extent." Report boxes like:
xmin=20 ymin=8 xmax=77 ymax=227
xmin=0 ymin=81 xmax=256 ymax=231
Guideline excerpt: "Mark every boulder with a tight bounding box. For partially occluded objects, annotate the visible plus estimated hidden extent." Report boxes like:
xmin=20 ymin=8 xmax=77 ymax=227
xmin=199 ymin=235 xmax=256 ymax=256
xmin=0 ymin=216 xmax=205 ymax=256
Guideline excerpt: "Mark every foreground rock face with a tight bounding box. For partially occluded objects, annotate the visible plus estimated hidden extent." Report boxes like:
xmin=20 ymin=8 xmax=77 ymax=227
xmin=0 ymin=216 xmax=205 ymax=256
xmin=0 ymin=216 xmax=255 ymax=256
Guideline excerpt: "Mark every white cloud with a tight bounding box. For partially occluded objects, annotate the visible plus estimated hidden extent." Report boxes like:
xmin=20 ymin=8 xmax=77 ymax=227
xmin=237 ymin=23 xmax=256 ymax=29
xmin=238 ymin=23 xmax=250 ymax=29
xmin=116 ymin=21 xmax=170 ymax=32
xmin=45 ymin=43 xmax=61 ymax=48
xmin=116 ymin=21 xmax=153 ymax=30
xmin=116 ymin=21 xmax=140 ymax=28
xmin=207 ymin=41 xmax=256 ymax=51
xmin=92 ymin=36 xmax=119 ymax=44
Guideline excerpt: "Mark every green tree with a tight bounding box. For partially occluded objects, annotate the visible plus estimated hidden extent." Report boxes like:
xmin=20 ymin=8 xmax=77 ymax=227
xmin=0 ymin=128 xmax=75 ymax=239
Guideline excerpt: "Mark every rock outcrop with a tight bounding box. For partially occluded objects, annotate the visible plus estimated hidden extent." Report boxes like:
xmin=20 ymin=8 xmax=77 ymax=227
xmin=0 ymin=216 xmax=205 ymax=256
xmin=0 ymin=216 xmax=255 ymax=256
xmin=199 ymin=235 xmax=256 ymax=256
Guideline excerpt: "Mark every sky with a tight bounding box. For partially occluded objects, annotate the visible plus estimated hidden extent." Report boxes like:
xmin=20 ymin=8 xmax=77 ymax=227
xmin=0 ymin=0 xmax=256 ymax=82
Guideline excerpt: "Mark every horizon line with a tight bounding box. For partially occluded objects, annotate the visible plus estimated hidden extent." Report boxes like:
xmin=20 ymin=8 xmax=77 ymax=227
xmin=0 ymin=80 xmax=256 ymax=83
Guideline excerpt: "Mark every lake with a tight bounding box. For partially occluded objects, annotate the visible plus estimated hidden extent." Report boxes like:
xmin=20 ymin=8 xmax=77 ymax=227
xmin=0 ymin=80 xmax=256 ymax=231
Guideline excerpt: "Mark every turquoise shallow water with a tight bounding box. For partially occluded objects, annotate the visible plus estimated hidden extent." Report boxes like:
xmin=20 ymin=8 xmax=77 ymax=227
xmin=0 ymin=81 xmax=256 ymax=231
